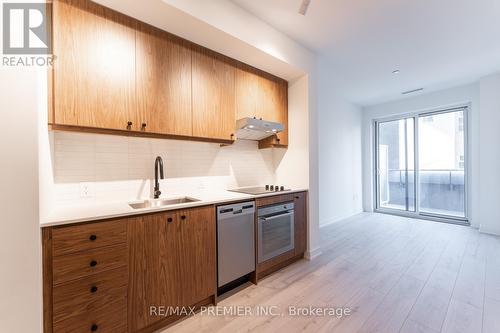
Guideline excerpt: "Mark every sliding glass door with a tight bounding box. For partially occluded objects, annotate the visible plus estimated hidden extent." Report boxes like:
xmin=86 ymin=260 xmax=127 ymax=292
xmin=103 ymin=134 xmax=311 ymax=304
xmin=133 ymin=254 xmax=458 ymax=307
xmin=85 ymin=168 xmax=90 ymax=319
xmin=375 ymin=107 xmax=467 ymax=223
xmin=418 ymin=110 xmax=466 ymax=218
xmin=376 ymin=118 xmax=415 ymax=212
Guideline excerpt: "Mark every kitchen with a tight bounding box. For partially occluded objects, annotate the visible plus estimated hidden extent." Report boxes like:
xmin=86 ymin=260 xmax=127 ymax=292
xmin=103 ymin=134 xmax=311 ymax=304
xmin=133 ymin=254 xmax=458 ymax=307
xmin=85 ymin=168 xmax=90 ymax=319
xmin=39 ymin=0 xmax=311 ymax=332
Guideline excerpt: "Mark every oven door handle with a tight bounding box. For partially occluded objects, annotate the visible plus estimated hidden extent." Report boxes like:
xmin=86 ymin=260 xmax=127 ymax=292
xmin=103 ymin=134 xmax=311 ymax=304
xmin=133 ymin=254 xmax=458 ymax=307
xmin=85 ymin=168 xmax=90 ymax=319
xmin=259 ymin=211 xmax=294 ymax=222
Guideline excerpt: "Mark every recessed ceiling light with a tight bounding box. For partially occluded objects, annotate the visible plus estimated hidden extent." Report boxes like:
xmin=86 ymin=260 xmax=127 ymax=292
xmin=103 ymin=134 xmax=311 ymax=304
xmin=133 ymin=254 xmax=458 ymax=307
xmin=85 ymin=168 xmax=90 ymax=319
xmin=392 ymin=70 xmax=400 ymax=74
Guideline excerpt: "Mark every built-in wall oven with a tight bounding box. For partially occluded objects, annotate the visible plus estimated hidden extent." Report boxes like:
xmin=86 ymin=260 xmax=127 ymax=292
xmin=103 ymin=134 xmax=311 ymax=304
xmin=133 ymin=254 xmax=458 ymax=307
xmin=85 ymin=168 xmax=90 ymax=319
xmin=258 ymin=202 xmax=295 ymax=263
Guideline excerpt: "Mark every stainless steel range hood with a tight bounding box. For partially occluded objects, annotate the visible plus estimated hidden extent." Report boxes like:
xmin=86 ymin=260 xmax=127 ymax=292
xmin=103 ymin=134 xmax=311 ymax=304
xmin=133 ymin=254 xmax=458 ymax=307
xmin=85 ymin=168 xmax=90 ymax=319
xmin=235 ymin=117 xmax=284 ymax=140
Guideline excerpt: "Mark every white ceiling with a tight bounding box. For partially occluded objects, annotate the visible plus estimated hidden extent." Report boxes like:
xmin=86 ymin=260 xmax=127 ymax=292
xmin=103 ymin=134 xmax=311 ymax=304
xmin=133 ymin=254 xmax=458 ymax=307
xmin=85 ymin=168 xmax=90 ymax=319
xmin=231 ymin=0 xmax=500 ymax=106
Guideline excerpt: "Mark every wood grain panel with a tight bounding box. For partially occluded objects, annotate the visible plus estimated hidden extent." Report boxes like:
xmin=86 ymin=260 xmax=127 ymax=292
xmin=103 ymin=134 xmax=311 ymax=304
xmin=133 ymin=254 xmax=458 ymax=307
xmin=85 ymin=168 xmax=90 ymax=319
xmin=52 ymin=0 xmax=136 ymax=130
xmin=293 ymin=192 xmax=307 ymax=256
xmin=133 ymin=296 xmax=214 ymax=333
xmin=136 ymin=24 xmax=192 ymax=136
xmin=235 ymin=63 xmax=260 ymax=121
xmin=255 ymin=193 xmax=295 ymax=208
xmin=192 ymin=46 xmax=235 ymax=141
xmin=257 ymin=73 xmax=282 ymax=122
xmin=53 ymin=298 xmax=126 ymax=333
xmin=127 ymin=211 xmax=181 ymax=332
xmin=42 ymin=228 xmax=54 ymax=333
xmin=53 ymin=267 xmax=128 ymax=323
xmin=257 ymin=74 xmax=288 ymax=146
xmin=52 ymin=219 xmax=127 ymax=257
xmin=178 ymin=206 xmax=217 ymax=306
xmin=235 ymin=63 xmax=288 ymax=147
xmin=275 ymin=79 xmax=288 ymax=145
xmin=53 ymin=244 xmax=127 ymax=285
xmin=48 ymin=124 xmax=234 ymax=145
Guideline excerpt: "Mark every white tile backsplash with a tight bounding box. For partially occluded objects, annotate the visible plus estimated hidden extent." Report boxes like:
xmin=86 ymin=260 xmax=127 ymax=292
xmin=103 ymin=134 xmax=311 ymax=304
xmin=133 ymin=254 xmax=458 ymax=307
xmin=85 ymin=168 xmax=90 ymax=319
xmin=52 ymin=131 xmax=278 ymax=205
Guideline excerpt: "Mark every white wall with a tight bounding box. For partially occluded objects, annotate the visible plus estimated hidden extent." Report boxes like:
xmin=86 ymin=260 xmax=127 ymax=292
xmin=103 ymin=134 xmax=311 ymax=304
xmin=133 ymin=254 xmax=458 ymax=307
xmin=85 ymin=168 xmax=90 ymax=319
xmin=362 ymin=83 xmax=480 ymax=227
xmin=318 ymin=61 xmax=363 ymax=226
xmin=0 ymin=69 xmax=42 ymax=332
xmin=478 ymin=73 xmax=500 ymax=235
xmin=275 ymin=75 xmax=309 ymax=189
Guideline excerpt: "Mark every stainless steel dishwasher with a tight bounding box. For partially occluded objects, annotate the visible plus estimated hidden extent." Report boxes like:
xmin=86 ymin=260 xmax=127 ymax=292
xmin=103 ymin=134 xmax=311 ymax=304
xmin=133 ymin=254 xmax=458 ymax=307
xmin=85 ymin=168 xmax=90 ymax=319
xmin=217 ymin=201 xmax=255 ymax=287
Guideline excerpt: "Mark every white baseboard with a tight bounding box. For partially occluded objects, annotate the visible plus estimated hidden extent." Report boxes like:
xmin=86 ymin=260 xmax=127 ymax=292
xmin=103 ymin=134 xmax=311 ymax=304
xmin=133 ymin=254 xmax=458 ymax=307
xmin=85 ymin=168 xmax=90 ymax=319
xmin=479 ymin=227 xmax=500 ymax=236
xmin=304 ymin=247 xmax=322 ymax=261
xmin=319 ymin=210 xmax=364 ymax=228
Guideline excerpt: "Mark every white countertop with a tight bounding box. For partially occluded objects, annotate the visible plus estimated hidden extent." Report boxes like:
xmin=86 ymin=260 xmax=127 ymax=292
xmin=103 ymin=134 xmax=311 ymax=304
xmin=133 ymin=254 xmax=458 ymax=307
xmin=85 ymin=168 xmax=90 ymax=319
xmin=41 ymin=188 xmax=308 ymax=227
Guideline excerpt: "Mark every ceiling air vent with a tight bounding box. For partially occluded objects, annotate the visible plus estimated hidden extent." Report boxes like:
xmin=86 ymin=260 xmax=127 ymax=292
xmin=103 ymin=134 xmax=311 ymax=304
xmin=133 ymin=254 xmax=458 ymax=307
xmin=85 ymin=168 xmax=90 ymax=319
xmin=402 ymin=88 xmax=424 ymax=95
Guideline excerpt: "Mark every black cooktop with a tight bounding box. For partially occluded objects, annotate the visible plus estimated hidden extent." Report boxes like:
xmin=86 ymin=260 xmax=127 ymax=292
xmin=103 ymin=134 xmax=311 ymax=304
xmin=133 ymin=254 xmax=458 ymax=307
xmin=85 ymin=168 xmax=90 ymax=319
xmin=228 ymin=186 xmax=290 ymax=195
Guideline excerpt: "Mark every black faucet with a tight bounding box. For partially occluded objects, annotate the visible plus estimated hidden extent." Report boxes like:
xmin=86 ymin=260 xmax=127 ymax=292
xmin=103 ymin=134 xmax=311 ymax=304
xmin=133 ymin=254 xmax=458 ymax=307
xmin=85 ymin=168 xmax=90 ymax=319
xmin=154 ymin=156 xmax=164 ymax=199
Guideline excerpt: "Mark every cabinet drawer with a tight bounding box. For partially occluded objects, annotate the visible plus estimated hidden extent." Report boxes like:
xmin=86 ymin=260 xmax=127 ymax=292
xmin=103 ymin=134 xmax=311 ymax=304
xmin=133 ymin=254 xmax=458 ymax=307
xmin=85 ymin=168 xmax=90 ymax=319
xmin=53 ymin=298 xmax=126 ymax=333
xmin=256 ymin=193 xmax=295 ymax=207
xmin=53 ymin=267 xmax=128 ymax=324
xmin=52 ymin=219 xmax=127 ymax=257
xmin=53 ymin=244 xmax=127 ymax=285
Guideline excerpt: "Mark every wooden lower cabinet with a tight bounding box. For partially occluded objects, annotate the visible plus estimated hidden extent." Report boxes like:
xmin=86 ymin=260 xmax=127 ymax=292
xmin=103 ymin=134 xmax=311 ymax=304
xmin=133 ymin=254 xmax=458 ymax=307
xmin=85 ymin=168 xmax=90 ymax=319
xmin=177 ymin=207 xmax=217 ymax=306
xmin=293 ymin=192 xmax=308 ymax=256
xmin=43 ymin=206 xmax=216 ymax=333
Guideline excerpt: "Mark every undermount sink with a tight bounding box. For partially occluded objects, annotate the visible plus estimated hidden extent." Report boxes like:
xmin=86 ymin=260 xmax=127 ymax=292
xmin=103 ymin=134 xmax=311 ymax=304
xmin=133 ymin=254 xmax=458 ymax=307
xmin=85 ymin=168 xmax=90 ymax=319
xmin=129 ymin=197 xmax=200 ymax=209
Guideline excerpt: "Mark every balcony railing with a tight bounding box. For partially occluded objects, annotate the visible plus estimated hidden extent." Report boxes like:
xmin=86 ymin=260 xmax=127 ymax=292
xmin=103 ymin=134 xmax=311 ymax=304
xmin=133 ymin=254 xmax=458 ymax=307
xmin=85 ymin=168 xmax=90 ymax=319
xmin=381 ymin=169 xmax=465 ymax=216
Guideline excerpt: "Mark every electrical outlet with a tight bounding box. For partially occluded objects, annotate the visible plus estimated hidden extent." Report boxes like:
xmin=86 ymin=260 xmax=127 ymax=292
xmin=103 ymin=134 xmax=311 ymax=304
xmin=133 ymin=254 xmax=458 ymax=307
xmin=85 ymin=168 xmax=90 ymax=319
xmin=80 ymin=182 xmax=93 ymax=198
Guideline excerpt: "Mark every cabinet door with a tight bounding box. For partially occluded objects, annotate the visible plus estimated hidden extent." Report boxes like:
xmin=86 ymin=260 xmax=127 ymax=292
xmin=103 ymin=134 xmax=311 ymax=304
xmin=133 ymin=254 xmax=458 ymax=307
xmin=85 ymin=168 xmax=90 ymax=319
xmin=192 ymin=47 xmax=235 ymax=141
xmin=52 ymin=0 xmax=136 ymax=131
xmin=235 ymin=64 xmax=260 ymax=121
xmin=127 ymin=212 xmax=181 ymax=332
xmin=136 ymin=25 xmax=192 ymax=135
xmin=294 ymin=192 xmax=307 ymax=256
xmin=177 ymin=206 xmax=216 ymax=306
xmin=258 ymin=74 xmax=289 ymax=146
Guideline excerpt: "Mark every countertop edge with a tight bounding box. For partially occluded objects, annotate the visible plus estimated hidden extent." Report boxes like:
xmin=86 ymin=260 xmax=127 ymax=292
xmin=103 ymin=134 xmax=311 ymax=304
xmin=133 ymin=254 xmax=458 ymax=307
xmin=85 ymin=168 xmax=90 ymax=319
xmin=40 ymin=189 xmax=308 ymax=228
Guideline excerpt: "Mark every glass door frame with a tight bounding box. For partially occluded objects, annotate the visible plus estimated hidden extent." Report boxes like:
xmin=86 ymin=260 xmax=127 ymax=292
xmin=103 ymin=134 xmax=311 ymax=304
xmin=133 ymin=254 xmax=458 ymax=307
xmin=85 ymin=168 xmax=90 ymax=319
xmin=374 ymin=116 xmax=417 ymax=214
xmin=373 ymin=105 xmax=470 ymax=225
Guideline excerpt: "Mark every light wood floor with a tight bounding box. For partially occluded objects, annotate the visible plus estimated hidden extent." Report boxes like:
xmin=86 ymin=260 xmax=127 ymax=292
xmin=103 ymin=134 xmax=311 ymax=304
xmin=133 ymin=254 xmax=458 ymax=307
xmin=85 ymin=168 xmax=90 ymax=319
xmin=163 ymin=213 xmax=500 ymax=333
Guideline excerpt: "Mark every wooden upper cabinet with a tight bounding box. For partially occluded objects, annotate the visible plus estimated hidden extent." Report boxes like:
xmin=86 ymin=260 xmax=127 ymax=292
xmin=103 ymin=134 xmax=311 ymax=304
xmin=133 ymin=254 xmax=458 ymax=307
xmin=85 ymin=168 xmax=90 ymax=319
xmin=258 ymin=74 xmax=288 ymax=146
xmin=51 ymin=0 xmax=288 ymax=146
xmin=235 ymin=64 xmax=260 ymax=121
xmin=236 ymin=63 xmax=288 ymax=146
xmin=52 ymin=0 xmax=136 ymax=131
xmin=135 ymin=25 xmax=192 ymax=136
xmin=192 ymin=47 xmax=236 ymax=141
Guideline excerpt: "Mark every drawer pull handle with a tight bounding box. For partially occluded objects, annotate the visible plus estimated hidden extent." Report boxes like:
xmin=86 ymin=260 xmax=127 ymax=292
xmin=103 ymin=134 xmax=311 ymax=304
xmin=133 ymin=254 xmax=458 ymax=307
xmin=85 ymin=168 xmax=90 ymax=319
xmin=167 ymin=217 xmax=173 ymax=223
xmin=90 ymin=286 xmax=98 ymax=293
xmin=89 ymin=234 xmax=97 ymax=241
xmin=180 ymin=215 xmax=186 ymax=220
xmin=90 ymin=260 xmax=97 ymax=267
xmin=91 ymin=324 xmax=98 ymax=331
xmin=295 ymin=196 xmax=299 ymax=199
